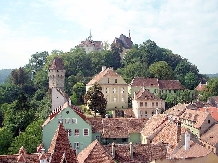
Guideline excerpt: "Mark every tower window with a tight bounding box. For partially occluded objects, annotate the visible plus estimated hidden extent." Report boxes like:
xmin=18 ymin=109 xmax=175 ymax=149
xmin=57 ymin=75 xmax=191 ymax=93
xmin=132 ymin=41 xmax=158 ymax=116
xmin=115 ymin=79 xmax=117 ymax=83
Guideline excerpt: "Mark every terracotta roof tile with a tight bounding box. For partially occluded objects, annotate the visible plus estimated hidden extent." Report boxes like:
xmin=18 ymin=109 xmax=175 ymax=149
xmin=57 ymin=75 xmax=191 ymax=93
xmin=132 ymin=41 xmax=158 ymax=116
xmin=129 ymin=77 xmax=184 ymax=90
xmin=158 ymin=80 xmax=185 ymax=90
xmin=195 ymin=82 xmax=207 ymax=91
xmin=77 ymin=139 xmax=115 ymax=163
xmin=180 ymin=109 xmax=210 ymax=128
xmin=78 ymin=39 xmax=102 ymax=50
xmin=87 ymin=118 xmax=147 ymax=138
xmin=199 ymin=107 xmax=218 ymax=121
xmin=165 ymin=103 xmax=187 ymax=116
xmin=129 ymin=77 xmax=159 ymax=87
xmin=48 ymin=123 xmax=78 ymax=163
xmin=87 ymin=67 xmax=124 ymax=85
xmin=141 ymin=114 xmax=168 ymax=138
xmin=49 ymin=57 xmax=65 ymax=70
xmin=104 ymin=143 xmax=167 ymax=162
xmin=200 ymin=124 xmax=218 ymax=146
xmin=173 ymin=141 xmax=211 ymax=159
xmin=134 ymin=88 xmax=161 ymax=100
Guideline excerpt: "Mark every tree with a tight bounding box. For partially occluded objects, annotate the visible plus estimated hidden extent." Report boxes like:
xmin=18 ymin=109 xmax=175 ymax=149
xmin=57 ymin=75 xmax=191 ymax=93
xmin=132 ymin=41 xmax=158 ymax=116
xmin=71 ymin=82 xmax=86 ymax=105
xmin=0 ymin=127 xmax=13 ymax=154
xmin=111 ymin=43 xmax=123 ymax=70
xmin=9 ymin=119 xmax=43 ymax=154
xmin=149 ymin=61 xmax=174 ymax=80
xmin=184 ymin=72 xmax=199 ymax=90
xmin=201 ymin=78 xmax=218 ymax=101
xmin=11 ymin=67 xmax=29 ymax=86
xmin=84 ymin=83 xmax=107 ymax=117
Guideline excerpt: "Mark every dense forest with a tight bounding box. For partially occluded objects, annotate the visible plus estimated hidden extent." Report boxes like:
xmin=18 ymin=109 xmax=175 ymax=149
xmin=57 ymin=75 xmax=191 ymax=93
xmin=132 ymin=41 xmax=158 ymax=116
xmin=0 ymin=39 xmax=217 ymax=154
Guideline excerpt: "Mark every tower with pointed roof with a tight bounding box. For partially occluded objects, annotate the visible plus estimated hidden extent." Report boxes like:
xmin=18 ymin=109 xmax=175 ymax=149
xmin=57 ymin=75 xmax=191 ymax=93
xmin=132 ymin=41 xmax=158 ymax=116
xmin=48 ymin=57 xmax=66 ymax=90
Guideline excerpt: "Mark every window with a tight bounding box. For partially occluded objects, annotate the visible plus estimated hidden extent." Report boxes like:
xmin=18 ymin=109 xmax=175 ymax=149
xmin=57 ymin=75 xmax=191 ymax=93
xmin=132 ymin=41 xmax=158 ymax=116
xmin=145 ymin=102 xmax=147 ymax=107
xmin=83 ymin=129 xmax=89 ymax=136
xmin=152 ymin=102 xmax=154 ymax=107
xmin=66 ymin=129 xmax=72 ymax=136
xmin=65 ymin=118 xmax=70 ymax=124
xmin=108 ymin=78 xmax=109 ymax=83
xmin=113 ymin=97 xmax=117 ymax=102
xmin=154 ymin=89 xmax=157 ymax=93
xmin=121 ymin=97 xmax=124 ymax=102
xmin=169 ymin=90 xmax=171 ymax=93
xmin=156 ymin=102 xmax=158 ymax=107
xmin=113 ymin=88 xmax=116 ymax=93
xmin=58 ymin=118 xmax=63 ymax=124
xmin=105 ymin=88 xmax=109 ymax=93
xmin=152 ymin=111 xmax=154 ymax=115
xmin=208 ymin=120 xmax=211 ymax=124
xmin=72 ymin=118 xmax=77 ymax=124
xmin=121 ymin=87 xmax=124 ymax=93
xmin=74 ymin=142 xmax=80 ymax=149
xmin=140 ymin=102 xmax=143 ymax=107
xmin=74 ymin=129 xmax=79 ymax=136
xmin=115 ymin=79 xmax=117 ymax=83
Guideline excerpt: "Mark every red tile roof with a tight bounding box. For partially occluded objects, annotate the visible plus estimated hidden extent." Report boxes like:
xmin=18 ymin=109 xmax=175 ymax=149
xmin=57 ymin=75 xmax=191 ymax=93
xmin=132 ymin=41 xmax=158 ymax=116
xmin=129 ymin=77 xmax=185 ymax=90
xmin=114 ymin=34 xmax=133 ymax=49
xmin=195 ymin=82 xmax=207 ymax=91
xmin=48 ymin=123 xmax=78 ymax=163
xmin=104 ymin=143 xmax=167 ymax=162
xmin=200 ymin=124 xmax=218 ymax=146
xmin=134 ymin=88 xmax=161 ymax=100
xmin=165 ymin=103 xmax=187 ymax=116
xmin=172 ymin=141 xmax=211 ymax=159
xmin=77 ymin=139 xmax=115 ymax=163
xmin=78 ymin=39 xmax=102 ymax=50
xmin=199 ymin=107 xmax=218 ymax=121
xmin=129 ymin=77 xmax=159 ymax=87
xmin=87 ymin=67 xmax=124 ymax=85
xmin=141 ymin=114 xmax=168 ymax=138
xmin=49 ymin=57 xmax=65 ymax=70
xmin=180 ymin=109 xmax=210 ymax=128
xmin=86 ymin=118 xmax=147 ymax=138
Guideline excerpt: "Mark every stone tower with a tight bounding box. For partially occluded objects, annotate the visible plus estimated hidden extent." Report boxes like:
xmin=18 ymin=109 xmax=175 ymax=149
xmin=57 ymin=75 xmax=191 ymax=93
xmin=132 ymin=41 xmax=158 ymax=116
xmin=48 ymin=57 xmax=66 ymax=90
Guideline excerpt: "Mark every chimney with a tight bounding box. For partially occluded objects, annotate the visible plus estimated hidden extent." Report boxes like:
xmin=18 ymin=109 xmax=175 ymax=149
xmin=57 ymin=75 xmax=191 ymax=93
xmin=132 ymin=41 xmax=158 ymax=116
xmin=102 ymin=66 xmax=106 ymax=72
xmin=176 ymin=121 xmax=181 ymax=143
xmin=112 ymin=142 xmax=115 ymax=158
xmin=184 ymin=131 xmax=190 ymax=150
xmin=156 ymin=108 xmax=159 ymax=115
xmin=130 ymin=142 xmax=133 ymax=160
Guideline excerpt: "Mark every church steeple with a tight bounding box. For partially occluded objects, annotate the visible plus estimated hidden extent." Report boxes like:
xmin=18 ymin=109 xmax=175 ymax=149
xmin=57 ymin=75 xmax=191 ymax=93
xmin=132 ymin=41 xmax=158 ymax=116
xmin=129 ymin=30 xmax=131 ymax=40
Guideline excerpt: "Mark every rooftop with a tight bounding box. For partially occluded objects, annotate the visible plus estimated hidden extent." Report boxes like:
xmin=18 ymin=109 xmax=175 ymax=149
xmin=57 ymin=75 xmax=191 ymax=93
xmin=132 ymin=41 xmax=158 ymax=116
xmin=200 ymin=124 xmax=218 ymax=146
xmin=49 ymin=57 xmax=65 ymax=70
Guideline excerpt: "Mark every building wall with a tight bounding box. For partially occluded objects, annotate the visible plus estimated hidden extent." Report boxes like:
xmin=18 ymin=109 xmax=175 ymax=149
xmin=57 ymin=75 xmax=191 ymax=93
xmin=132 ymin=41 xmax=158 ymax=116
xmin=48 ymin=69 xmax=66 ymax=89
xmin=86 ymin=71 xmax=128 ymax=110
xmin=42 ymin=107 xmax=92 ymax=154
xmin=132 ymin=99 xmax=165 ymax=118
xmin=51 ymin=88 xmax=68 ymax=111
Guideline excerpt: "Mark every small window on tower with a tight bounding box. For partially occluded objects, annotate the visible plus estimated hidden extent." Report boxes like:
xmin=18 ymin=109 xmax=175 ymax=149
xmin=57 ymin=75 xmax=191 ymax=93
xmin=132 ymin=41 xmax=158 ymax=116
xmin=115 ymin=79 xmax=117 ymax=83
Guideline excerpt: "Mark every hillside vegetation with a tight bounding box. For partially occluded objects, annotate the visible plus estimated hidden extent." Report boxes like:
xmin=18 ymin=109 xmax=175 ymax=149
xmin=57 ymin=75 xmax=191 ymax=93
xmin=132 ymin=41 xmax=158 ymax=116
xmin=0 ymin=39 xmax=215 ymax=154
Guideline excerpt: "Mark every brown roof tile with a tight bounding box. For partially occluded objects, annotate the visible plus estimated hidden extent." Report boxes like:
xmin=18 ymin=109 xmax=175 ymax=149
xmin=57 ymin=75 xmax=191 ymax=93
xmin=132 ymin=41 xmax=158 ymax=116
xmin=87 ymin=67 xmax=123 ymax=85
xmin=173 ymin=141 xmax=211 ymax=159
xmin=165 ymin=103 xmax=187 ymax=116
xmin=104 ymin=143 xmax=167 ymax=162
xmin=78 ymin=39 xmax=102 ymax=50
xmin=129 ymin=77 xmax=159 ymax=87
xmin=200 ymin=124 xmax=218 ymax=146
xmin=158 ymin=80 xmax=185 ymax=90
xmin=141 ymin=114 xmax=168 ymax=138
xmin=77 ymin=139 xmax=115 ymax=163
xmin=195 ymin=82 xmax=207 ymax=91
xmin=49 ymin=57 xmax=65 ymax=70
xmin=87 ymin=118 xmax=147 ymax=138
xmin=180 ymin=109 xmax=210 ymax=128
xmin=134 ymin=88 xmax=161 ymax=100
xmin=114 ymin=34 xmax=133 ymax=49
xmin=48 ymin=123 xmax=78 ymax=163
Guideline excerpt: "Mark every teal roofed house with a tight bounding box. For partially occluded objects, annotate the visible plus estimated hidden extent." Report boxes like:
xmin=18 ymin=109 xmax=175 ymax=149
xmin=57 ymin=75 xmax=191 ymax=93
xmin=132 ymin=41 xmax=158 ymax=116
xmin=42 ymin=102 xmax=92 ymax=154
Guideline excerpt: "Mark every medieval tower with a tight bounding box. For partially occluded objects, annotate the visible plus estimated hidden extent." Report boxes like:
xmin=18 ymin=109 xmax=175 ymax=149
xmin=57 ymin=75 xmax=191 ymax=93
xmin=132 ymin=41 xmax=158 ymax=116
xmin=48 ymin=57 xmax=66 ymax=90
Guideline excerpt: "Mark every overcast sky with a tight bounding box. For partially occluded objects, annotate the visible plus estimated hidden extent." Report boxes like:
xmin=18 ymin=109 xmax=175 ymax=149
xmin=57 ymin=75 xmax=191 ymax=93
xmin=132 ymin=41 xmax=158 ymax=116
xmin=0 ymin=0 xmax=217 ymax=74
